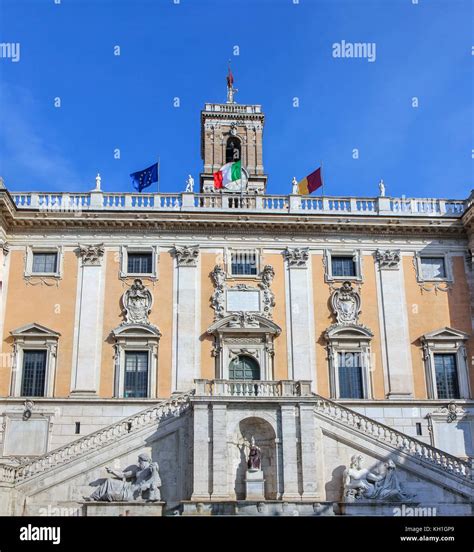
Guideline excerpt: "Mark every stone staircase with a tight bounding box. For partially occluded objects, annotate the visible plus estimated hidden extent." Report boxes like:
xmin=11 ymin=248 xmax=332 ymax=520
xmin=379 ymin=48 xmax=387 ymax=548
xmin=0 ymin=390 xmax=193 ymax=485
xmin=311 ymin=394 xmax=473 ymax=488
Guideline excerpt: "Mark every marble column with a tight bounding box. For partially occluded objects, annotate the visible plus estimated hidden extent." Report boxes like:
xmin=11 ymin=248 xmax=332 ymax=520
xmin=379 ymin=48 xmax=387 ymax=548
xmin=281 ymin=404 xmax=300 ymax=499
xmin=70 ymin=244 xmax=106 ymax=396
xmin=173 ymin=246 xmax=200 ymax=392
xmin=284 ymin=248 xmax=316 ymax=388
xmin=211 ymin=404 xmax=229 ymax=499
xmin=375 ymin=250 xmax=414 ymax=399
xmin=191 ymin=403 xmax=211 ymax=500
xmin=299 ymin=404 xmax=319 ymax=499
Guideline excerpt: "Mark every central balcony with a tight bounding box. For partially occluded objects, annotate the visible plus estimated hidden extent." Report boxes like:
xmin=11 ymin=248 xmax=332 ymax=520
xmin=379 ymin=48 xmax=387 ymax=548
xmin=194 ymin=379 xmax=313 ymax=397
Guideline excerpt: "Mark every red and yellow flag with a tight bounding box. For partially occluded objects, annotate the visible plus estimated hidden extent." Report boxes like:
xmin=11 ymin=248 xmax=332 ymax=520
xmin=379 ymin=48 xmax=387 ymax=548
xmin=298 ymin=167 xmax=323 ymax=195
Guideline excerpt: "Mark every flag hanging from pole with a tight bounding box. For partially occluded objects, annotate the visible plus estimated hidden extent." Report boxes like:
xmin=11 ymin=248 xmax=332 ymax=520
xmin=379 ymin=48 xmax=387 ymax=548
xmin=130 ymin=163 xmax=158 ymax=192
xmin=297 ymin=167 xmax=323 ymax=195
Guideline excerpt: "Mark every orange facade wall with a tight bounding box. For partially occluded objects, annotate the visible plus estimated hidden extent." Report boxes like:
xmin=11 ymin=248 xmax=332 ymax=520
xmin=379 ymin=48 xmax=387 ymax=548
xmin=404 ymin=255 xmax=473 ymax=399
xmin=2 ymin=250 xmax=78 ymax=397
xmin=99 ymin=249 xmax=174 ymax=398
xmin=263 ymin=253 xmax=288 ymax=380
xmin=312 ymin=254 xmax=385 ymax=398
xmin=200 ymin=252 xmax=218 ymax=380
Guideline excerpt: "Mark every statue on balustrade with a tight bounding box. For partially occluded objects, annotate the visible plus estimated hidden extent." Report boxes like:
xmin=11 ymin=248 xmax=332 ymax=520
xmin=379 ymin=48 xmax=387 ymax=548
xmin=247 ymin=436 xmax=262 ymax=471
xmin=85 ymin=453 xmax=161 ymax=502
xmin=343 ymin=455 xmax=414 ymax=502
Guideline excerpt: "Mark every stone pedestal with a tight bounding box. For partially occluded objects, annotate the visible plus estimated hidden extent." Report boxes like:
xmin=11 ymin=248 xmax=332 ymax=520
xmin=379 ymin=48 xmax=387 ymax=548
xmin=245 ymin=469 xmax=265 ymax=500
xmin=80 ymin=501 xmax=165 ymax=517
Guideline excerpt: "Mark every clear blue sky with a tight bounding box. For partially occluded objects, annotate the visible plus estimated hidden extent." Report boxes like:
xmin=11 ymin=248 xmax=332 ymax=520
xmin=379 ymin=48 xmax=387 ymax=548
xmin=0 ymin=0 xmax=472 ymax=199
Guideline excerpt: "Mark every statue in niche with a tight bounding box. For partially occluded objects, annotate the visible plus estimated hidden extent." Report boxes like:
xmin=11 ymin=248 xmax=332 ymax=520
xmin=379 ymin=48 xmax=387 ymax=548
xmin=85 ymin=453 xmax=161 ymax=502
xmin=247 ymin=436 xmax=262 ymax=471
xmin=343 ymin=455 xmax=414 ymax=502
xmin=122 ymin=279 xmax=152 ymax=325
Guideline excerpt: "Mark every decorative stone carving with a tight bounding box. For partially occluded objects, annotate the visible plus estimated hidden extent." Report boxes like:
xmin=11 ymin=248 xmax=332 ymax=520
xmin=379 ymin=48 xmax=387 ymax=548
xmin=211 ymin=265 xmax=226 ymax=320
xmin=77 ymin=244 xmax=105 ymax=266
xmin=375 ymin=249 xmax=401 ymax=269
xmin=174 ymin=245 xmax=199 ymax=267
xmin=284 ymin=247 xmax=309 ymax=268
xmin=259 ymin=265 xmax=275 ymax=319
xmin=228 ymin=312 xmax=260 ymax=328
xmin=22 ymin=400 xmax=34 ymax=421
xmin=122 ymin=279 xmax=153 ymax=325
xmin=85 ymin=453 xmax=161 ymax=502
xmin=0 ymin=241 xmax=9 ymax=257
xmin=330 ymin=281 xmax=361 ymax=325
xmin=343 ymin=455 xmax=414 ymax=503
xmin=433 ymin=402 xmax=466 ymax=423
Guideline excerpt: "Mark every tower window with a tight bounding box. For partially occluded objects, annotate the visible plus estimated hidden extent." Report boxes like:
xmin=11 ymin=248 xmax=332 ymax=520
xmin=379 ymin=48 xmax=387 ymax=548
xmin=231 ymin=250 xmax=257 ymax=276
xmin=226 ymin=137 xmax=241 ymax=163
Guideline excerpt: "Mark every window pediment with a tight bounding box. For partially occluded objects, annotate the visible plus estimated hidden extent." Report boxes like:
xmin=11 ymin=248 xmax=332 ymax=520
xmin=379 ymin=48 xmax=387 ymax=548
xmin=207 ymin=313 xmax=281 ymax=337
xmin=421 ymin=327 xmax=469 ymax=343
xmin=112 ymin=323 xmax=161 ymax=339
xmin=10 ymin=323 xmax=60 ymax=339
xmin=325 ymin=323 xmax=373 ymax=341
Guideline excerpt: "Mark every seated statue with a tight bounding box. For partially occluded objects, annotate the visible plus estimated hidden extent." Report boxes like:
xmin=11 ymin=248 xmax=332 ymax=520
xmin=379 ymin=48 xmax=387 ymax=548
xmin=85 ymin=453 xmax=161 ymax=502
xmin=343 ymin=455 xmax=413 ymax=502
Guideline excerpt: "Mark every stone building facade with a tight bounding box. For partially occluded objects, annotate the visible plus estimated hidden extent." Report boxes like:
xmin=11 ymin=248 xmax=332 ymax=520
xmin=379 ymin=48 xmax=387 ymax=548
xmin=0 ymin=87 xmax=472 ymax=515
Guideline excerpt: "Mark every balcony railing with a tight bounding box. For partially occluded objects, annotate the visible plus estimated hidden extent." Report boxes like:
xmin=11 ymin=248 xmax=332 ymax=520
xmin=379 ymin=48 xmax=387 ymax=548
xmin=8 ymin=190 xmax=466 ymax=217
xmin=194 ymin=379 xmax=313 ymax=397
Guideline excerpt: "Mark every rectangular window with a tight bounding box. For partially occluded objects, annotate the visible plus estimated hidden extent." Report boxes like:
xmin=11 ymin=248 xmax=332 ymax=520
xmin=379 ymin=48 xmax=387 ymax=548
xmin=338 ymin=352 xmax=363 ymax=399
xmin=124 ymin=351 xmax=149 ymax=398
xmin=127 ymin=252 xmax=153 ymax=274
xmin=21 ymin=350 xmax=47 ymax=397
xmin=32 ymin=253 xmax=58 ymax=274
xmin=421 ymin=257 xmax=446 ymax=280
xmin=231 ymin=251 xmax=257 ymax=276
xmin=434 ymin=353 xmax=459 ymax=399
xmin=332 ymin=256 xmax=356 ymax=277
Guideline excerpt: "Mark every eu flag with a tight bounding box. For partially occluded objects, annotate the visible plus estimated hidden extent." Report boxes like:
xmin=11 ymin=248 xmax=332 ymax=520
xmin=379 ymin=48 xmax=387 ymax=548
xmin=130 ymin=163 xmax=158 ymax=192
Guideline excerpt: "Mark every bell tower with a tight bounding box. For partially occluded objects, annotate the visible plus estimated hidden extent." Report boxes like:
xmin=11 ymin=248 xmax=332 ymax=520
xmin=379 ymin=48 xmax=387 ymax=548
xmin=200 ymin=70 xmax=267 ymax=193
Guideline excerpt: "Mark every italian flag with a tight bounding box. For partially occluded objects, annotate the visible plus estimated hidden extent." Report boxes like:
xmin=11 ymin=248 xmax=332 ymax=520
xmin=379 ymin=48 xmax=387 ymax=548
xmin=213 ymin=160 xmax=242 ymax=190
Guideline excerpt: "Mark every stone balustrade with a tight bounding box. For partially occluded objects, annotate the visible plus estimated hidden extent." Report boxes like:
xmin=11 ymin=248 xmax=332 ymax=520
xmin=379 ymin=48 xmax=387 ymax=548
xmin=313 ymin=396 xmax=473 ymax=482
xmin=194 ymin=379 xmax=313 ymax=397
xmin=9 ymin=190 xmax=466 ymax=217
xmin=0 ymin=391 xmax=194 ymax=484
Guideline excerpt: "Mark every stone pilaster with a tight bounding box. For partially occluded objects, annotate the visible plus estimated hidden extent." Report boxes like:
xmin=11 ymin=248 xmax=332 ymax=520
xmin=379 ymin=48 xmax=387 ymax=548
xmin=191 ymin=404 xmax=211 ymax=500
xmin=284 ymin=248 xmax=316 ymax=388
xmin=375 ymin=250 xmax=414 ymax=399
xmin=299 ymin=404 xmax=319 ymax=499
xmin=70 ymin=244 xmax=106 ymax=396
xmin=173 ymin=246 xmax=200 ymax=392
xmin=281 ymin=404 xmax=300 ymax=499
xmin=211 ymin=404 xmax=229 ymax=499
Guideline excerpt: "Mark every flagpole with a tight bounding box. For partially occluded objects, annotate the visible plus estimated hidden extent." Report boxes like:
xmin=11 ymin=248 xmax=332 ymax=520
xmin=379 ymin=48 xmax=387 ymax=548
xmin=321 ymin=160 xmax=324 ymax=197
xmin=157 ymin=156 xmax=160 ymax=194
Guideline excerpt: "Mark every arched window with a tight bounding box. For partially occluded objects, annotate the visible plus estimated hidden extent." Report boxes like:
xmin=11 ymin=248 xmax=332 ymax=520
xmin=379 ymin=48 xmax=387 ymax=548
xmin=226 ymin=137 xmax=241 ymax=163
xmin=229 ymin=355 xmax=260 ymax=381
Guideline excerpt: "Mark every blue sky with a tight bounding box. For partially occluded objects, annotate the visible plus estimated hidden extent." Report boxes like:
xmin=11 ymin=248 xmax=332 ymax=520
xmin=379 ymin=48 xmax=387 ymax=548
xmin=0 ymin=0 xmax=472 ymax=199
